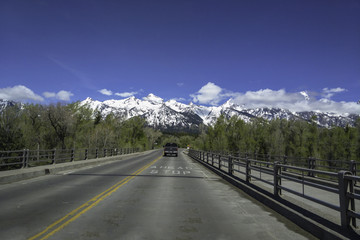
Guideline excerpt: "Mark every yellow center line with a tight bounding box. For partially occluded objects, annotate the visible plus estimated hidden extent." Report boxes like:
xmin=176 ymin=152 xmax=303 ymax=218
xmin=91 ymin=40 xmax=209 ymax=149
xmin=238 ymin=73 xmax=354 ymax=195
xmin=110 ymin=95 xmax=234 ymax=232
xmin=28 ymin=155 xmax=162 ymax=240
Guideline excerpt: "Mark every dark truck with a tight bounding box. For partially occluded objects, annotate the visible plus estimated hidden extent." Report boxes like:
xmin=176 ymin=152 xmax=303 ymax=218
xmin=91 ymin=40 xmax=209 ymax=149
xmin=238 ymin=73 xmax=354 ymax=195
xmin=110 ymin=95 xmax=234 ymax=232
xmin=163 ymin=143 xmax=178 ymax=157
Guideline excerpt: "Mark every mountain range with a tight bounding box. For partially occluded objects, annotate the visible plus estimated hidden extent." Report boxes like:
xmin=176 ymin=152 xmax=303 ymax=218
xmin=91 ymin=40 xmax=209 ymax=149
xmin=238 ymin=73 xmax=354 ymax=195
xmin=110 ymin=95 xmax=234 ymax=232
xmin=0 ymin=95 xmax=358 ymax=132
xmin=79 ymin=94 xmax=359 ymax=131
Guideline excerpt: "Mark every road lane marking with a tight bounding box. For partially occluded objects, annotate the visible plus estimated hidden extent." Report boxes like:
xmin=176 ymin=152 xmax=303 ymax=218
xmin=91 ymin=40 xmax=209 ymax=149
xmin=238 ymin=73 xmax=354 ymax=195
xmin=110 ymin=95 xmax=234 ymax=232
xmin=28 ymin=155 xmax=162 ymax=240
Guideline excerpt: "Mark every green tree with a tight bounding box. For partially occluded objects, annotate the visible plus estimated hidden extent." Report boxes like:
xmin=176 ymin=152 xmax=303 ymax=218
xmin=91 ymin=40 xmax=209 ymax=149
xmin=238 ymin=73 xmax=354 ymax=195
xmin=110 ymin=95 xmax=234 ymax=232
xmin=0 ymin=105 xmax=24 ymax=150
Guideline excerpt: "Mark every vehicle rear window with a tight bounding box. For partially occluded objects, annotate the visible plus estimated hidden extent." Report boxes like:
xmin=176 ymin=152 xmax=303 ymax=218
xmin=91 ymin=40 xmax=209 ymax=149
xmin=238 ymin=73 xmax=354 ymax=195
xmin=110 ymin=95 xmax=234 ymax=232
xmin=165 ymin=143 xmax=178 ymax=147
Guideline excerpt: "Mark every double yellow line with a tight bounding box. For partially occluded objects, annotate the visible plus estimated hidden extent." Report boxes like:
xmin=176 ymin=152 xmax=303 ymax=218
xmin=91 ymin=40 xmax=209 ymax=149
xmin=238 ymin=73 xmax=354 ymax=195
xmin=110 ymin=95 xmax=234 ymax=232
xmin=29 ymin=155 xmax=161 ymax=240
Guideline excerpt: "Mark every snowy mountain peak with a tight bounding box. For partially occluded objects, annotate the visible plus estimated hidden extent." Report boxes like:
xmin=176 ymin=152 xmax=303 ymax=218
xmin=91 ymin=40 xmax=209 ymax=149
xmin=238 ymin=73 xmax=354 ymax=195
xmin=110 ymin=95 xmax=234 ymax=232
xmin=222 ymin=98 xmax=235 ymax=108
xmin=79 ymin=95 xmax=359 ymax=131
xmin=143 ymin=93 xmax=163 ymax=104
xmin=300 ymin=91 xmax=310 ymax=101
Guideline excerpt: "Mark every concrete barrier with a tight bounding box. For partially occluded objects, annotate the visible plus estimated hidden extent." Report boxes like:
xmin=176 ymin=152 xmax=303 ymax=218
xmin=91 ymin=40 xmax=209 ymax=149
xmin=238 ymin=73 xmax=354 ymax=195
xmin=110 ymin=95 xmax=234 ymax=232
xmin=0 ymin=150 xmax=152 ymax=184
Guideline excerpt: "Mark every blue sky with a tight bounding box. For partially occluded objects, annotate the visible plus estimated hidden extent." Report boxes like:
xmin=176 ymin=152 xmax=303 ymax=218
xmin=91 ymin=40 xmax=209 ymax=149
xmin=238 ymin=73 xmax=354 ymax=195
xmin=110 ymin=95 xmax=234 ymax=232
xmin=1 ymin=0 xmax=359 ymax=114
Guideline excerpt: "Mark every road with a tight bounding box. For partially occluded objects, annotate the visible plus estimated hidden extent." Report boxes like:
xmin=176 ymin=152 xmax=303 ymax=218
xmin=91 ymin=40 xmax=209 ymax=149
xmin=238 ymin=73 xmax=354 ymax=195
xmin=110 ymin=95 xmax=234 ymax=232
xmin=0 ymin=149 xmax=316 ymax=240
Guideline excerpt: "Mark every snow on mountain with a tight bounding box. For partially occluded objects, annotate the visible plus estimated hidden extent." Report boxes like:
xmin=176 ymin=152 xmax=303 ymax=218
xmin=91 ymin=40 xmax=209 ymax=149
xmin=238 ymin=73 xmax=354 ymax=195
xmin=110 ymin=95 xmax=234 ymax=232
xmin=77 ymin=94 xmax=360 ymax=131
xmin=0 ymin=99 xmax=23 ymax=111
xmin=1 ymin=96 xmax=357 ymax=132
xmin=300 ymin=91 xmax=310 ymax=101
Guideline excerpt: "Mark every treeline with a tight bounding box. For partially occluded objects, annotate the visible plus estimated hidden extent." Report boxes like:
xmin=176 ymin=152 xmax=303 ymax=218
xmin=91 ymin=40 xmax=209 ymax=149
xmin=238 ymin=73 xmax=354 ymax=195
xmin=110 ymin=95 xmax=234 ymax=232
xmin=192 ymin=115 xmax=360 ymax=161
xmin=2 ymin=102 xmax=360 ymax=162
xmin=0 ymin=102 xmax=164 ymax=151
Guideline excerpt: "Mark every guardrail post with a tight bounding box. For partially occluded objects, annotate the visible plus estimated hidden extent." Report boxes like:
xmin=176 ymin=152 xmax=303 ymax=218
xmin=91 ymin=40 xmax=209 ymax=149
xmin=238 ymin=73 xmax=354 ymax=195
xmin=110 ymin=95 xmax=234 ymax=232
xmin=95 ymin=148 xmax=98 ymax=158
xmin=84 ymin=149 xmax=88 ymax=160
xmin=211 ymin=153 xmax=214 ymax=166
xmin=104 ymin=149 xmax=107 ymax=157
xmin=338 ymin=171 xmax=356 ymax=229
xmin=22 ymin=149 xmax=29 ymax=168
xmin=274 ymin=162 xmax=282 ymax=197
xmin=283 ymin=155 xmax=287 ymax=172
xmin=349 ymin=160 xmax=357 ymax=176
xmin=218 ymin=154 xmax=222 ymax=170
xmin=308 ymin=157 xmax=315 ymax=177
xmin=228 ymin=156 xmax=233 ymax=175
xmin=246 ymin=154 xmax=251 ymax=182
xmin=350 ymin=160 xmax=357 ymax=186
xmin=52 ymin=149 xmax=56 ymax=164
xmin=70 ymin=149 xmax=74 ymax=162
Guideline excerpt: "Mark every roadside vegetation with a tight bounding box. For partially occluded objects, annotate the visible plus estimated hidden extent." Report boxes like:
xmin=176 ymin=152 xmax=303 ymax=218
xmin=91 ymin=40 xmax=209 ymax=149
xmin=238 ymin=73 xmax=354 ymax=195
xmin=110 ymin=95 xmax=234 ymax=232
xmin=192 ymin=115 xmax=360 ymax=161
xmin=0 ymin=102 xmax=160 ymax=151
xmin=1 ymin=102 xmax=359 ymax=162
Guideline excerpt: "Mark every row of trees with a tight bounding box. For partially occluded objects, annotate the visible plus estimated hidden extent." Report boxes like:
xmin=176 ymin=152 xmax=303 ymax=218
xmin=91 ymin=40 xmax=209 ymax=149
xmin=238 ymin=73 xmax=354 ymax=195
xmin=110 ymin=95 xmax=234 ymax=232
xmin=0 ymin=102 xmax=163 ymax=151
xmin=192 ymin=115 xmax=360 ymax=161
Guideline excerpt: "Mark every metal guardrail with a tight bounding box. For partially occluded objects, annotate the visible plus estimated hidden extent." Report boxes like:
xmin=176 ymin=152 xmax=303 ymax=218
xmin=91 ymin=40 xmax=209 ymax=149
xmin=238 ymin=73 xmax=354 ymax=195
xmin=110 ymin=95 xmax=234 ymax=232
xmin=209 ymin=151 xmax=358 ymax=176
xmin=189 ymin=149 xmax=359 ymax=230
xmin=0 ymin=147 xmax=140 ymax=171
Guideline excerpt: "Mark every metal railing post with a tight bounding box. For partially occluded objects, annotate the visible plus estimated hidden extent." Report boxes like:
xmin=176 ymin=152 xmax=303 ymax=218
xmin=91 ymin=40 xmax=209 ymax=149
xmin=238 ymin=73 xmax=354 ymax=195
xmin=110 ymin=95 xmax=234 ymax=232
xmin=70 ymin=149 xmax=74 ymax=162
xmin=52 ymin=149 xmax=56 ymax=164
xmin=218 ymin=154 xmax=222 ymax=170
xmin=22 ymin=149 xmax=29 ymax=168
xmin=228 ymin=156 xmax=233 ymax=175
xmin=350 ymin=160 xmax=357 ymax=176
xmin=95 ymin=148 xmax=98 ymax=158
xmin=246 ymin=154 xmax=251 ymax=182
xmin=211 ymin=153 xmax=214 ymax=166
xmin=84 ymin=149 xmax=88 ymax=160
xmin=338 ymin=171 xmax=356 ymax=229
xmin=350 ymin=160 xmax=357 ymax=186
xmin=274 ymin=162 xmax=282 ymax=197
xmin=308 ymin=157 xmax=315 ymax=177
xmin=283 ymin=155 xmax=287 ymax=172
xmin=104 ymin=149 xmax=107 ymax=157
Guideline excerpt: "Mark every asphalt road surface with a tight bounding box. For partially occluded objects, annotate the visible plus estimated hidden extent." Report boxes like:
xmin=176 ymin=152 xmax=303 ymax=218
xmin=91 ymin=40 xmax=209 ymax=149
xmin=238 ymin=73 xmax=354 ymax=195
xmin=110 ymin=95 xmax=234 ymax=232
xmin=0 ymin=149 xmax=316 ymax=240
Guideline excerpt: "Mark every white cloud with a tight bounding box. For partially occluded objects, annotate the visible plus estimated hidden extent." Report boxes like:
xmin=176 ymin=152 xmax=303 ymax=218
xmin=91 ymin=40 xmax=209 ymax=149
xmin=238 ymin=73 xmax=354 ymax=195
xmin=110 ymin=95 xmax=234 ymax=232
xmin=177 ymin=82 xmax=184 ymax=87
xmin=190 ymin=82 xmax=224 ymax=105
xmin=321 ymin=87 xmax=347 ymax=99
xmin=171 ymin=97 xmax=186 ymax=102
xmin=233 ymin=89 xmax=303 ymax=107
xmin=56 ymin=90 xmax=74 ymax=101
xmin=115 ymin=91 xmax=138 ymax=98
xmin=190 ymin=83 xmax=360 ymax=115
xmin=0 ymin=85 xmax=44 ymax=102
xmin=43 ymin=92 xmax=57 ymax=98
xmin=98 ymin=89 xmax=113 ymax=96
xmin=233 ymin=88 xmax=360 ymax=115
xmin=43 ymin=90 xmax=74 ymax=101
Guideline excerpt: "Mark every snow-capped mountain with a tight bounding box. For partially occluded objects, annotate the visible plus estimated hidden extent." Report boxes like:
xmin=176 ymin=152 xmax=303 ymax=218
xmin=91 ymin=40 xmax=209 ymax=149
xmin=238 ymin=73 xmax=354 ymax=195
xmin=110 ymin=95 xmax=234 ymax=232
xmin=0 ymin=96 xmax=357 ymax=131
xmin=0 ymin=99 xmax=22 ymax=111
xmin=80 ymin=94 xmax=359 ymax=131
